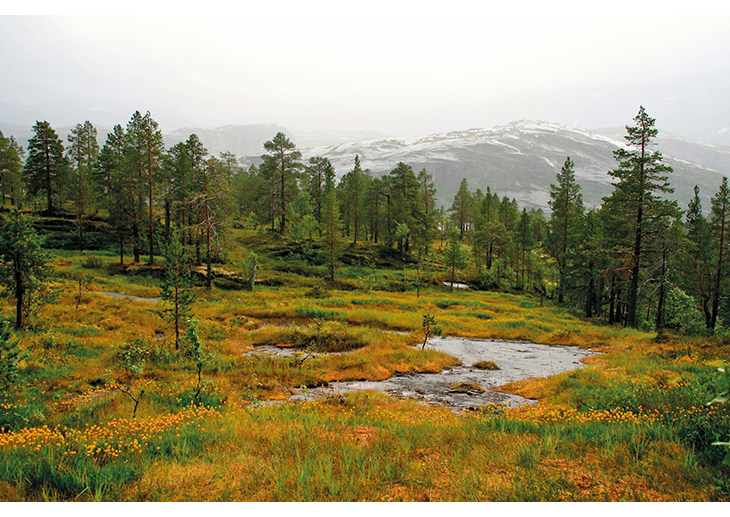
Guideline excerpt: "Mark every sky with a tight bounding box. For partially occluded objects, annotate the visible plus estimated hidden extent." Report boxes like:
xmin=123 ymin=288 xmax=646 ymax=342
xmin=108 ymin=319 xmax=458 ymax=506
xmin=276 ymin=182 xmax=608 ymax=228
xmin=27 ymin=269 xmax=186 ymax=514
xmin=2 ymin=6 xmax=730 ymax=143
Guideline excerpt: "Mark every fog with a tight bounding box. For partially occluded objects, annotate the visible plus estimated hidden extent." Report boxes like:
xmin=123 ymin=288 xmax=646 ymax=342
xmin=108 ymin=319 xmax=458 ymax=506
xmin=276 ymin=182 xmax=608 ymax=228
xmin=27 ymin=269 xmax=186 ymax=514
xmin=1 ymin=13 xmax=729 ymax=143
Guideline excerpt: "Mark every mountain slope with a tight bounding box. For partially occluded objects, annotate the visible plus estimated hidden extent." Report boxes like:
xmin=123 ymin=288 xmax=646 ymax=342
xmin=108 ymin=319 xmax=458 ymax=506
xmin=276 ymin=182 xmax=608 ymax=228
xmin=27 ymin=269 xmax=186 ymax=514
xmin=594 ymin=127 xmax=730 ymax=176
xmin=302 ymin=120 xmax=728 ymax=211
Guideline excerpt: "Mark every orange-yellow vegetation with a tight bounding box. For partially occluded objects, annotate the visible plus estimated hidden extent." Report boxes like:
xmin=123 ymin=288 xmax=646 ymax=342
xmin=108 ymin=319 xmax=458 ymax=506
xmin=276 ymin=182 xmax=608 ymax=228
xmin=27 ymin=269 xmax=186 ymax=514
xmin=0 ymin=253 xmax=726 ymax=501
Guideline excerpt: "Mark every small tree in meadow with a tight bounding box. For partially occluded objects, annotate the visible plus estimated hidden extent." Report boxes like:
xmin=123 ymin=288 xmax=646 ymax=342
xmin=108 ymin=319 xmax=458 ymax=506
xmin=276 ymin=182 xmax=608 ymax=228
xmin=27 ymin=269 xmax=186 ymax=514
xmin=159 ymin=230 xmax=195 ymax=350
xmin=183 ymin=318 xmax=213 ymax=402
xmin=116 ymin=339 xmax=150 ymax=419
xmin=421 ymin=313 xmax=442 ymax=349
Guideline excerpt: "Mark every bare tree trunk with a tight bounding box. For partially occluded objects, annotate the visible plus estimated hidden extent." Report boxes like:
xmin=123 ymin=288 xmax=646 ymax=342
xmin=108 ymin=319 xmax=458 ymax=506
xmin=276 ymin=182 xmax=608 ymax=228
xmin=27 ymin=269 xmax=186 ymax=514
xmin=250 ymin=256 xmax=257 ymax=291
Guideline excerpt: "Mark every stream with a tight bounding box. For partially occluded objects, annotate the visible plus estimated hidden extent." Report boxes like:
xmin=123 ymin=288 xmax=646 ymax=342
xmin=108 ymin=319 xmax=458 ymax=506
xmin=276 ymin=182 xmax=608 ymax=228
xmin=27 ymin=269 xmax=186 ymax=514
xmin=286 ymin=336 xmax=596 ymax=411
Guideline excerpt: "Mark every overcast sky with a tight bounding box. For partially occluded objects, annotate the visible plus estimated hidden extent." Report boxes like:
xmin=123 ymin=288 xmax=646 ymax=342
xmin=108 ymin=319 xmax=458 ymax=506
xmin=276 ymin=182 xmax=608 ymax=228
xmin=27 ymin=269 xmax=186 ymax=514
xmin=1 ymin=9 xmax=730 ymax=142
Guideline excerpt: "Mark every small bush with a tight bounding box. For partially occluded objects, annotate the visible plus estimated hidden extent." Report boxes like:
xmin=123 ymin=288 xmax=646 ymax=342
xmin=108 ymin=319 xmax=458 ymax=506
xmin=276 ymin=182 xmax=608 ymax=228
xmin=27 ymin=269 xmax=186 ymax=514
xmin=450 ymin=381 xmax=484 ymax=393
xmin=81 ymin=256 xmax=103 ymax=269
xmin=305 ymin=285 xmax=330 ymax=299
xmin=473 ymin=360 xmax=500 ymax=370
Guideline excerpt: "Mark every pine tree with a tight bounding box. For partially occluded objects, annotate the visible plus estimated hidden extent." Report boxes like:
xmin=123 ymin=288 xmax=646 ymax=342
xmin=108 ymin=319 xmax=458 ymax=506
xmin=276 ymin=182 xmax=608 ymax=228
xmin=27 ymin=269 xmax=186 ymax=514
xmin=322 ymin=186 xmax=342 ymax=282
xmin=450 ymin=178 xmax=472 ymax=239
xmin=126 ymin=111 xmax=165 ymax=264
xmin=411 ymin=168 xmax=436 ymax=257
xmin=262 ymin=132 xmax=303 ymax=234
xmin=98 ymin=125 xmax=136 ymax=264
xmin=338 ymin=155 xmax=368 ymax=244
xmin=444 ymin=227 xmax=470 ymax=291
xmin=651 ymin=218 xmax=684 ymax=338
xmin=365 ymin=177 xmax=388 ymax=244
xmin=67 ymin=121 xmax=100 ymax=251
xmin=0 ymin=320 xmax=26 ymax=392
xmin=573 ymin=209 xmax=605 ymax=318
xmin=606 ymin=106 xmax=680 ymax=328
xmin=683 ymin=185 xmax=714 ymax=328
xmin=388 ymin=162 xmax=421 ymax=255
xmin=305 ymin=156 xmax=335 ymax=232
xmin=515 ymin=209 xmax=534 ymax=290
xmin=0 ymin=131 xmax=24 ymax=207
xmin=548 ymin=156 xmax=584 ymax=304
xmin=710 ymin=177 xmax=730 ymax=329
xmin=160 ymin=230 xmax=195 ymax=350
xmin=0 ymin=209 xmax=53 ymax=328
xmin=23 ymin=121 xmax=68 ymax=212
xmin=197 ymin=156 xmax=229 ymax=288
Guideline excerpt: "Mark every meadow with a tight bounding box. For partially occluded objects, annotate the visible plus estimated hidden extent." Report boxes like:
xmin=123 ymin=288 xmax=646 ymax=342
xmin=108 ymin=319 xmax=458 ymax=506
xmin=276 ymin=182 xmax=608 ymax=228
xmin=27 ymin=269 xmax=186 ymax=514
xmin=0 ymin=229 xmax=729 ymax=501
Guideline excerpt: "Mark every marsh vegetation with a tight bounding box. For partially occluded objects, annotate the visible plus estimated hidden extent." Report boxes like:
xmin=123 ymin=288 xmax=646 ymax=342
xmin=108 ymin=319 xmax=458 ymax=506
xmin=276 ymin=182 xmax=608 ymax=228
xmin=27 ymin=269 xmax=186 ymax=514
xmin=0 ymin=227 xmax=728 ymax=501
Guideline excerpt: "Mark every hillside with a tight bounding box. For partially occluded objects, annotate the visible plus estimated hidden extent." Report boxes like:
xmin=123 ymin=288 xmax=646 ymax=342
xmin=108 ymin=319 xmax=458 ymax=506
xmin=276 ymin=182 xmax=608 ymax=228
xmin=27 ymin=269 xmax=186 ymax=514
xmin=301 ymin=120 xmax=729 ymax=210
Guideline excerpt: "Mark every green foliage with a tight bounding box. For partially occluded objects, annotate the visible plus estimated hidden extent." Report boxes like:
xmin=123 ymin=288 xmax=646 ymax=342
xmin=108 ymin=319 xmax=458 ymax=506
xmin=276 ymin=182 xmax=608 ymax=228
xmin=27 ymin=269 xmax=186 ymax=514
xmin=240 ymin=250 xmax=258 ymax=291
xmin=0 ymin=209 xmax=54 ymax=328
xmin=444 ymin=228 xmax=470 ymax=289
xmin=707 ymin=362 xmax=730 ymax=466
xmin=23 ymin=120 xmax=69 ymax=212
xmin=604 ymin=106 xmax=681 ymax=328
xmin=0 ymin=130 xmax=25 ymax=207
xmin=0 ymin=320 xmax=26 ymax=391
xmin=321 ymin=186 xmax=342 ymax=281
xmin=81 ymin=256 xmax=104 ymax=269
xmin=664 ymin=287 xmax=708 ymax=335
xmin=547 ymin=156 xmax=584 ymax=304
xmin=116 ymin=339 xmax=150 ymax=418
xmin=159 ymin=230 xmax=195 ymax=350
xmin=421 ymin=313 xmax=442 ymax=349
xmin=183 ymin=318 xmax=214 ymax=401
xmin=262 ymin=132 xmax=303 ymax=234
xmin=117 ymin=339 xmax=150 ymax=379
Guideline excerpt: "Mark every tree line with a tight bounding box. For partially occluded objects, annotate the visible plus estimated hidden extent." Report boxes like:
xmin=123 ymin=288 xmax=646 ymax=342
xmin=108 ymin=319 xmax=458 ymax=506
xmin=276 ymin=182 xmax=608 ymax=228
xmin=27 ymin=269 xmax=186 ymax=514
xmin=1 ymin=106 xmax=729 ymax=335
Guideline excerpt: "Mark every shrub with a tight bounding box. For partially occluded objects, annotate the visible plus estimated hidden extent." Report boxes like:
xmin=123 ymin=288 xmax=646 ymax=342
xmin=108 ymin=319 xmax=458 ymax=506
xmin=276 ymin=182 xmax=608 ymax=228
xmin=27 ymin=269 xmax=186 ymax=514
xmin=81 ymin=256 xmax=103 ymax=269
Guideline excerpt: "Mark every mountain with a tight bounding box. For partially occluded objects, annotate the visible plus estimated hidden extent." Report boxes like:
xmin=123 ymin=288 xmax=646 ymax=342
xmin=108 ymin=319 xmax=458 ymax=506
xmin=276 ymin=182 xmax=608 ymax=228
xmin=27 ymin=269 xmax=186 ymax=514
xmin=300 ymin=120 xmax=729 ymax=211
xmin=163 ymin=124 xmax=290 ymax=156
xmin=163 ymin=125 xmax=387 ymax=156
xmin=0 ymin=122 xmax=386 ymax=159
xmin=594 ymin=127 xmax=730 ymax=178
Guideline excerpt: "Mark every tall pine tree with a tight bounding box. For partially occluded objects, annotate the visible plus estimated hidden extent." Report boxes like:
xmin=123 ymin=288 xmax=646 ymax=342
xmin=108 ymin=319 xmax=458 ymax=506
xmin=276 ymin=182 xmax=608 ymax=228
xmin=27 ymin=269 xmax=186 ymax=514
xmin=24 ymin=121 xmax=68 ymax=212
xmin=605 ymin=106 xmax=680 ymax=328
xmin=262 ymin=132 xmax=303 ymax=234
xmin=548 ymin=156 xmax=584 ymax=304
xmin=67 ymin=120 xmax=100 ymax=251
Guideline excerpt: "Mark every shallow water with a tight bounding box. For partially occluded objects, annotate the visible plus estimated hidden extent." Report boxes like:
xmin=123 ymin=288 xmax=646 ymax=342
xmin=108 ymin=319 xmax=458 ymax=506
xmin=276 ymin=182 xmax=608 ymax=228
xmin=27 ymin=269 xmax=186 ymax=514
xmin=291 ymin=336 xmax=596 ymax=411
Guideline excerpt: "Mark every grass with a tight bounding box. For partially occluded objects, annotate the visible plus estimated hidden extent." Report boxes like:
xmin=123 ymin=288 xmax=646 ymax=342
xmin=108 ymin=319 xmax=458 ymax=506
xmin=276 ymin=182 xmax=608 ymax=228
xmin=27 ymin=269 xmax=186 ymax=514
xmin=0 ymin=234 xmax=729 ymax=500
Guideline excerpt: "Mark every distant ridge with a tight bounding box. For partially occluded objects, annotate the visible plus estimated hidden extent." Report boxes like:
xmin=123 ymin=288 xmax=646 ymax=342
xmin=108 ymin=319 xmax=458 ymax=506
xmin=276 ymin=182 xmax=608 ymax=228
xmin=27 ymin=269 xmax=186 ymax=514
xmin=300 ymin=120 xmax=730 ymax=211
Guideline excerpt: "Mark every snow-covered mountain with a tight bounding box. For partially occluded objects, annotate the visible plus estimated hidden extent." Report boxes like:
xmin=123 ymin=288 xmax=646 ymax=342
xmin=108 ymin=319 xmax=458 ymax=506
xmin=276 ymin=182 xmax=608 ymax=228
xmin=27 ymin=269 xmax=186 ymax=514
xmin=301 ymin=120 xmax=730 ymax=211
